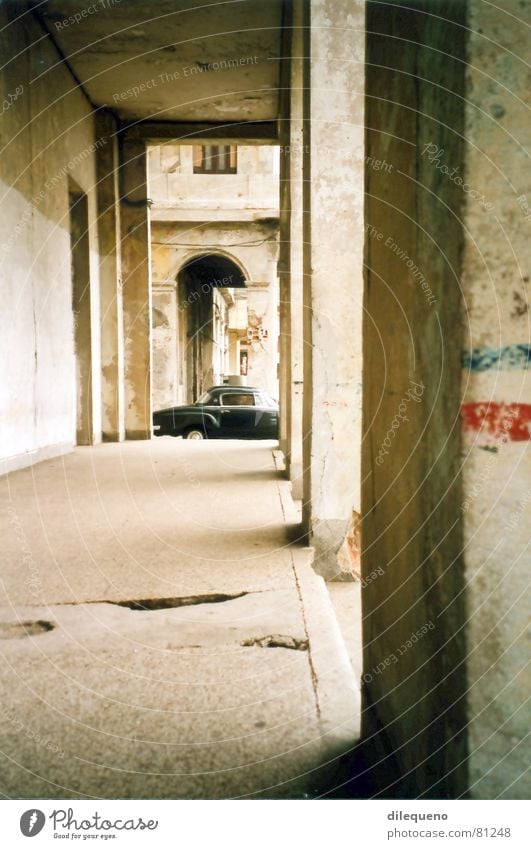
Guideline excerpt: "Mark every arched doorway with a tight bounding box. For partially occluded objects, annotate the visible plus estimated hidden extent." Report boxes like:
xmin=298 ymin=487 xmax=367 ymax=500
xmin=176 ymin=253 xmax=247 ymax=404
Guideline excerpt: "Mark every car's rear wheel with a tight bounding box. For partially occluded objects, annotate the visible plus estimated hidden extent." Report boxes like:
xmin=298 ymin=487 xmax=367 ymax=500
xmin=183 ymin=427 xmax=206 ymax=440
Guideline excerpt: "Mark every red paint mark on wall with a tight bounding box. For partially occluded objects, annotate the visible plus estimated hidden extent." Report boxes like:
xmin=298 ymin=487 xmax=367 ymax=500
xmin=461 ymin=402 xmax=531 ymax=441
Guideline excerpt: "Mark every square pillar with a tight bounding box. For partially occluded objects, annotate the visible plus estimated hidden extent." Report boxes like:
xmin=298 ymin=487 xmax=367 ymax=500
xmin=96 ymin=112 xmax=124 ymax=442
xmin=277 ymin=5 xmax=293 ymax=463
xmin=361 ymin=0 xmax=468 ymax=798
xmin=279 ymin=0 xmax=304 ymax=500
xmin=302 ymin=0 xmax=365 ymax=577
xmin=119 ymin=138 xmax=152 ymax=439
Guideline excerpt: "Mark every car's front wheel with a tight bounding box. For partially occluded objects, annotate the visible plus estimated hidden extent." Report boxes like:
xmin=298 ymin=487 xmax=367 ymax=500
xmin=183 ymin=427 xmax=206 ymax=441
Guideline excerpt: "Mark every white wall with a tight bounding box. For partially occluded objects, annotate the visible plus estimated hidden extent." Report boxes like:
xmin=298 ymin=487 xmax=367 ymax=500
xmin=0 ymin=10 xmax=102 ymax=472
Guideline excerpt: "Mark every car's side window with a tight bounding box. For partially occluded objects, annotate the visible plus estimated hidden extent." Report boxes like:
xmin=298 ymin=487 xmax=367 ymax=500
xmin=221 ymin=393 xmax=255 ymax=406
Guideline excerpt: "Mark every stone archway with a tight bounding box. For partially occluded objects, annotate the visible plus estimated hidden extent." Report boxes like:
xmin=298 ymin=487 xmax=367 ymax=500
xmin=177 ymin=253 xmax=247 ymax=404
xmin=151 ymin=252 xmax=249 ymax=411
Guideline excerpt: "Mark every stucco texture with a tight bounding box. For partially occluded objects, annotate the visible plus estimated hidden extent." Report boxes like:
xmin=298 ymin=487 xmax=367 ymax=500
xmin=461 ymin=0 xmax=531 ymax=800
xmin=0 ymin=9 xmax=102 ymax=469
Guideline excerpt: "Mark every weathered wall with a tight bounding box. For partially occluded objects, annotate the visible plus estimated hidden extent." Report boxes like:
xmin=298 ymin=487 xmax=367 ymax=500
xmin=460 ymin=0 xmax=531 ymax=800
xmin=0 ymin=6 xmax=102 ymax=471
xmin=362 ymin=0 xmax=468 ymax=797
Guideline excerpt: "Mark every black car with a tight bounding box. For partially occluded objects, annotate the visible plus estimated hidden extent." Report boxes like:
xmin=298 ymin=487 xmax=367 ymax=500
xmin=152 ymin=386 xmax=279 ymax=440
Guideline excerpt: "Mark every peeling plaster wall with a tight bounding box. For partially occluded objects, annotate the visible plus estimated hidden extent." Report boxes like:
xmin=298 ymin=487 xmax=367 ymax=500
xmin=0 ymin=8 xmax=101 ymax=472
xmin=362 ymin=0 xmax=468 ymax=797
xmin=461 ymin=0 xmax=531 ymax=800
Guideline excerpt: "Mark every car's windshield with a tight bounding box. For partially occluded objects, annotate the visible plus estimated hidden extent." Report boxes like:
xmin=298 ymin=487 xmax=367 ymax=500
xmin=195 ymin=391 xmax=212 ymax=405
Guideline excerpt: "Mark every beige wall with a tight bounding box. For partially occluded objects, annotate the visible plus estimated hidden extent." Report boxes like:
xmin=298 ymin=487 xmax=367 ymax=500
xmin=0 ymin=8 xmax=102 ymax=472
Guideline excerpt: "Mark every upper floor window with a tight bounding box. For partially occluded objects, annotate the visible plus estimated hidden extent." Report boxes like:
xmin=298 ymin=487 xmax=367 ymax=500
xmin=193 ymin=145 xmax=237 ymax=174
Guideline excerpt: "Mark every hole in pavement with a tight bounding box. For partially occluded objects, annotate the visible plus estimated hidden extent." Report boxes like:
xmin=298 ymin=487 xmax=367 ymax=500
xmin=241 ymin=635 xmax=309 ymax=651
xmin=109 ymin=592 xmax=249 ymax=611
xmin=0 ymin=620 xmax=55 ymax=639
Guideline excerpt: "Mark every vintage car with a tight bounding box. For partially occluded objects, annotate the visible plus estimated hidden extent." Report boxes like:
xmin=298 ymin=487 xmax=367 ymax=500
xmin=152 ymin=386 xmax=279 ymax=440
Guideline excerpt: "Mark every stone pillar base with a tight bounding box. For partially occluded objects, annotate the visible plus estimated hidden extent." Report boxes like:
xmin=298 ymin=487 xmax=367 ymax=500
xmin=311 ymin=519 xmax=355 ymax=582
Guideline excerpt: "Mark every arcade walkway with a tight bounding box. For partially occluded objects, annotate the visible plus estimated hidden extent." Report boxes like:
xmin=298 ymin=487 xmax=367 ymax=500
xmin=0 ymin=440 xmax=359 ymax=798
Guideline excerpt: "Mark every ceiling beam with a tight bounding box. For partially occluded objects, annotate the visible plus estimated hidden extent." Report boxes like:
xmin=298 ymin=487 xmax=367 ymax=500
xmin=120 ymin=120 xmax=280 ymax=144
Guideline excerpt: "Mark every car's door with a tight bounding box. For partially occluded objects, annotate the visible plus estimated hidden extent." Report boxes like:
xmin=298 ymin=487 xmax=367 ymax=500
xmin=254 ymin=392 xmax=279 ymax=438
xmin=218 ymin=391 xmax=257 ymax=437
xmin=196 ymin=392 xmax=222 ymax=434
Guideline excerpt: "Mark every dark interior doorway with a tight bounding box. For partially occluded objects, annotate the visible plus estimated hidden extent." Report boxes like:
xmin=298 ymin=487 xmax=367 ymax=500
xmin=177 ymin=254 xmax=247 ymax=403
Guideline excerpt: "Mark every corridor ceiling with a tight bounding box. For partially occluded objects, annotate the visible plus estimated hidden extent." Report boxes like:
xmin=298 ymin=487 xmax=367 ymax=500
xmin=31 ymin=0 xmax=283 ymax=125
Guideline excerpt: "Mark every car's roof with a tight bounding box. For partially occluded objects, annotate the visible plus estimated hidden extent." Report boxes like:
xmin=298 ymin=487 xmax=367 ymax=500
xmin=208 ymin=385 xmax=263 ymax=392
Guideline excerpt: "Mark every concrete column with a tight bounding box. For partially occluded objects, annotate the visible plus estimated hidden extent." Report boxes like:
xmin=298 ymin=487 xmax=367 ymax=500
xmin=286 ymin=0 xmax=304 ymax=500
xmin=120 ymin=138 xmax=152 ymax=439
xmin=96 ymin=112 xmax=124 ymax=442
xmin=278 ymin=0 xmax=304 ymax=499
xmin=361 ymin=0 xmax=468 ymax=798
xmin=278 ymin=263 xmax=290 ymax=456
xmin=302 ymin=0 xmax=365 ymax=577
xmin=277 ymin=7 xmax=292 ymax=462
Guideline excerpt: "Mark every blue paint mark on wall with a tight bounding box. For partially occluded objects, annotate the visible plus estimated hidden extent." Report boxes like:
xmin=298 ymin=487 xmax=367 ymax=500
xmin=462 ymin=344 xmax=531 ymax=371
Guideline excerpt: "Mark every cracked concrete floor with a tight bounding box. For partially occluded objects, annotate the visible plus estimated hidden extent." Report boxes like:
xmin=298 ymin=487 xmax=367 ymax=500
xmin=0 ymin=439 xmax=359 ymax=799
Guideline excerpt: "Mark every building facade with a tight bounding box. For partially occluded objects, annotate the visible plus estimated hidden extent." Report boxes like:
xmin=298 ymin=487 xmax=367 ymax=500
xmin=149 ymin=144 xmax=280 ymax=409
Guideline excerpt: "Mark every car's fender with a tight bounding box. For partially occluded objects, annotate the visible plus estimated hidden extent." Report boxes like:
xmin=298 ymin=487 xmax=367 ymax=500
xmin=172 ymin=411 xmax=222 ymax=435
xmin=154 ymin=408 xmax=223 ymax=436
xmin=196 ymin=411 xmax=221 ymax=433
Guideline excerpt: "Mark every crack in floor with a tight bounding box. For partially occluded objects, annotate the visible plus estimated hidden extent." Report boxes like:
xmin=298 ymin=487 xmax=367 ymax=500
xmin=41 ymin=591 xmax=254 ymax=611
xmin=241 ymin=635 xmax=309 ymax=651
xmin=107 ymin=592 xmax=251 ymax=611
